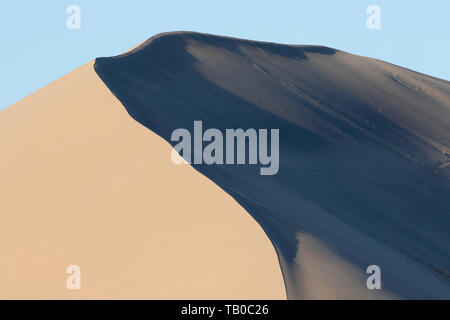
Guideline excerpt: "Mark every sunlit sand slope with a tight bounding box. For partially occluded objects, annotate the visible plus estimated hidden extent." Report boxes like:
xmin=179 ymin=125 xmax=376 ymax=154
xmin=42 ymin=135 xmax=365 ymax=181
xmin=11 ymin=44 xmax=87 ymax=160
xmin=0 ymin=61 xmax=286 ymax=299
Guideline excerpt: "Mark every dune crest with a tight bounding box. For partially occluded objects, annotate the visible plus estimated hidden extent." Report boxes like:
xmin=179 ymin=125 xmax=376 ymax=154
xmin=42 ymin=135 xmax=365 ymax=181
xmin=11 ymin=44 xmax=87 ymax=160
xmin=95 ymin=32 xmax=450 ymax=299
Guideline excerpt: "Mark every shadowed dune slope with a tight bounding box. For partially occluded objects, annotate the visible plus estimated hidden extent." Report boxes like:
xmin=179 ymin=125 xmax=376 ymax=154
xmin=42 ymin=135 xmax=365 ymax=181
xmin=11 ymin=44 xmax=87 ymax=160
xmin=0 ymin=61 xmax=286 ymax=299
xmin=95 ymin=31 xmax=450 ymax=299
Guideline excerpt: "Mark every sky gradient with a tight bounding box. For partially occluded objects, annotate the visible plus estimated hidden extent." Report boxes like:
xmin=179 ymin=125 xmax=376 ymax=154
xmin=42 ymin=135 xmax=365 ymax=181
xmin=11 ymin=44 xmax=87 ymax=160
xmin=1 ymin=0 xmax=449 ymax=110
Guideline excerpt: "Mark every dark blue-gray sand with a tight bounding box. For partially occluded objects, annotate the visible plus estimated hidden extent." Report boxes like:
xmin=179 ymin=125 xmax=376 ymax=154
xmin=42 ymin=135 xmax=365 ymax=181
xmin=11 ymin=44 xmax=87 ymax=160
xmin=95 ymin=31 xmax=450 ymax=299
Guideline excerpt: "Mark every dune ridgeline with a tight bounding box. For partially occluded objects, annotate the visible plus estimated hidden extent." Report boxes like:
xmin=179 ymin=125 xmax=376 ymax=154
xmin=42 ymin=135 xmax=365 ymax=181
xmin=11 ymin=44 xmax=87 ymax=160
xmin=2 ymin=32 xmax=450 ymax=299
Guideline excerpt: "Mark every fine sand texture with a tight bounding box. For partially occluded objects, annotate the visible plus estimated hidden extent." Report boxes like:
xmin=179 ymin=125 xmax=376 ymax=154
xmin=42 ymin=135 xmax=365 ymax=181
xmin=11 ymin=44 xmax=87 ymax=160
xmin=95 ymin=32 xmax=450 ymax=299
xmin=0 ymin=61 xmax=286 ymax=299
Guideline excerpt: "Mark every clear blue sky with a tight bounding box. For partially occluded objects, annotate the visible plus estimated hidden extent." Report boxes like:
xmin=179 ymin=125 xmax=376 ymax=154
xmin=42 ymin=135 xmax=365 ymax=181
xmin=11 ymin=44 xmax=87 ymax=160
xmin=1 ymin=0 xmax=449 ymax=110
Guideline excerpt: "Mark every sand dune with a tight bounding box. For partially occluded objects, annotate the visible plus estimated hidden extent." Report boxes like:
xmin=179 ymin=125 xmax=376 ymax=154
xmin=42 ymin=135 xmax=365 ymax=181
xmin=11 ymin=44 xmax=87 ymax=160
xmin=95 ymin=32 xmax=450 ymax=299
xmin=0 ymin=61 xmax=285 ymax=299
xmin=2 ymin=31 xmax=449 ymax=299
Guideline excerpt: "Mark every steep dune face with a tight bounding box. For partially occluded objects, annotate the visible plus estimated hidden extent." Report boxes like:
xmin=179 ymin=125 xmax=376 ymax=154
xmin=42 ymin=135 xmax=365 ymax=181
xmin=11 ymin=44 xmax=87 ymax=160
xmin=0 ymin=61 xmax=286 ymax=299
xmin=95 ymin=32 xmax=450 ymax=299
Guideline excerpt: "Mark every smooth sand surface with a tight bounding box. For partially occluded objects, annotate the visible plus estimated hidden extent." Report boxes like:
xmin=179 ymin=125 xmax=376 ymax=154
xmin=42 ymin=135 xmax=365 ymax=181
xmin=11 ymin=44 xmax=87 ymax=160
xmin=95 ymin=32 xmax=450 ymax=299
xmin=0 ymin=61 xmax=286 ymax=299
